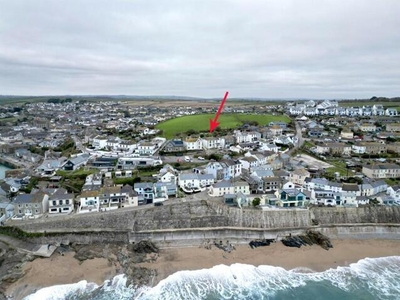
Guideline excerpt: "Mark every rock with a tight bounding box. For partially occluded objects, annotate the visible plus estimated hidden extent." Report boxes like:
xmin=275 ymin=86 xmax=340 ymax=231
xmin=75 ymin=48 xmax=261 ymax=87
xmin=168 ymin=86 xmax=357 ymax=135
xmin=249 ymin=239 xmax=275 ymax=249
xmin=281 ymin=230 xmax=333 ymax=250
xmin=129 ymin=241 xmax=159 ymax=254
xmin=72 ymin=244 xmax=105 ymax=261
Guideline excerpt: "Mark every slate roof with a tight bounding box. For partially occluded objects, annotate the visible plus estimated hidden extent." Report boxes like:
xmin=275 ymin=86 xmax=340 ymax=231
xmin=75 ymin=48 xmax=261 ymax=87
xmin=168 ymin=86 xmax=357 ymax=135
xmin=214 ymin=181 xmax=232 ymax=188
xmin=342 ymin=183 xmax=360 ymax=192
xmin=134 ymin=182 xmax=153 ymax=189
xmin=179 ymin=174 xmax=198 ymax=181
xmin=14 ymin=193 xmax=45 ymax=204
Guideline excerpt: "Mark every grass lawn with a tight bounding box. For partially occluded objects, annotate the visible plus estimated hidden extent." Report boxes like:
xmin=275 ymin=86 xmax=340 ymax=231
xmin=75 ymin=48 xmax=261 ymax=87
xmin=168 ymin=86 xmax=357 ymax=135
xmin=56 ymin=168 xmax=97 ymax=179
xmin=325 ymin=160 xmax=349 ymax=176
xmin=156 ymin=113 xmax=290 ymax=139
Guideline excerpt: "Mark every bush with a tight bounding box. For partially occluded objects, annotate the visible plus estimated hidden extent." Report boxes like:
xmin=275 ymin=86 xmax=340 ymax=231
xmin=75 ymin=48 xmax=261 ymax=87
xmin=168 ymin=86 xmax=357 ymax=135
xmin=252 ymin=198 xmax=261 ymax=207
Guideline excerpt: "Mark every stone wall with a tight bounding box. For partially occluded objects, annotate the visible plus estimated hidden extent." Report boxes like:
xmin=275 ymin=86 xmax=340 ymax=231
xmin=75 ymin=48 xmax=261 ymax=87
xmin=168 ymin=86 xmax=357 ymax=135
xmin=318 ymin=224 xmax=400 ymax=240
xmin=27 ymin=230 xmax=130 ymax=245
xmin=129 ymin=227 xmax=309 ymax=248
xmin=15 ymin=200 xmax=311 ymax=233
xmin=13 ymin=201 xmax=400 ymax=238
xmin=311 ymin=206 xmax=400 ymax=224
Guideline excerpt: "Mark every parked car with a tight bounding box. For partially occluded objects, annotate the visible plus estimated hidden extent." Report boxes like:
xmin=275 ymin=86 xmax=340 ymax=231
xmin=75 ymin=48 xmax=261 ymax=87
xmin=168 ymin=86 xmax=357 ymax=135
xmin=198 ymin=156 xmax=205 ymax=160
xmin=154 ymin=202 xmax=163 ymax=207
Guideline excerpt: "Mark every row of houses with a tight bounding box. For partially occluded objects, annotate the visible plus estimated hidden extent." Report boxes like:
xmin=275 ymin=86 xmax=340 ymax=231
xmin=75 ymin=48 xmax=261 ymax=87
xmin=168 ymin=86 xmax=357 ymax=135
xmin=289 ymin=103 xmax=398 ymax=117
xmin=314 ymin=142 xmax=400 ymax=156
xmin=92 ymin=136 xmax=166 ymax=156
xmin=203 ymin=167 xmax=393 ymax=208
xmin=163 ymin=128 xmax=289 ymax=153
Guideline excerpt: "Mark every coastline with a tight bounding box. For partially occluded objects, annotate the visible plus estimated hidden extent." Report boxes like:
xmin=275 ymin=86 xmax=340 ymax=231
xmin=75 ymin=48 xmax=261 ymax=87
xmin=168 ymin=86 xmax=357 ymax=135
xmin=6 ymin=252 xmax=120 ymax=300
xmin=6 ymin=238 xmax=400 ymax=299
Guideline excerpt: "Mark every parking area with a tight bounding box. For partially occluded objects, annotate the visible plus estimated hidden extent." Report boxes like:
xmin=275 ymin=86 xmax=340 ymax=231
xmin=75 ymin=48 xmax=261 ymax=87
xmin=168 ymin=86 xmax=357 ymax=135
xmin=293 ymin=154 xmax=333 ymax=169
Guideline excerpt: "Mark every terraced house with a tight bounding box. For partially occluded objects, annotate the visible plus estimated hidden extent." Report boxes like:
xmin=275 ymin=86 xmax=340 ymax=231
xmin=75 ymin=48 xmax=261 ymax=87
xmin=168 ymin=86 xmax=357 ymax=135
xmin=49 ymin=192 xmax=75 ymax=214
xmin=14 ymin=192 xmax=49 ymax=218
xmin=352 ymin=142 xmax=387 ymax=155
xmin=362 ymin=164 xmax=400 ymax=179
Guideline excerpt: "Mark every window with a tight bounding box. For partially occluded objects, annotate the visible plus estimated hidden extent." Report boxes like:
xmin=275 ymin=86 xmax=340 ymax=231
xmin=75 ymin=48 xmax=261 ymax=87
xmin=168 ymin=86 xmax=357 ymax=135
xmin=66 ymin=200 xmax=70 ymax=205
xmin=63 ymin=207 xmax=69 ymax=211
xmin=52 ymin=201 xmax=56 ymax=206
xmin=35 ymin=210 xmax=39 ymax=213
xmin=59 ymin=200 xmax=63 ymax=205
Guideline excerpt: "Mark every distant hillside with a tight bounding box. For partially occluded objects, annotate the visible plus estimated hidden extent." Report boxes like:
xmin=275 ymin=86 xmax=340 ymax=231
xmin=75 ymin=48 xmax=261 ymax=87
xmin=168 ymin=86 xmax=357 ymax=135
xmin=0 ymin=95 xmax=399 ymax=105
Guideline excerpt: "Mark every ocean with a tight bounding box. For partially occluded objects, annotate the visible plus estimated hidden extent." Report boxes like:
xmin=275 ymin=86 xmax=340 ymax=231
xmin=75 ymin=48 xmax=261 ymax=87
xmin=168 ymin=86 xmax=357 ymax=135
xmin=24 ymin=256 xmax=400 ymax=300
xmin=0 ymin=163 xmax=11 ymax=179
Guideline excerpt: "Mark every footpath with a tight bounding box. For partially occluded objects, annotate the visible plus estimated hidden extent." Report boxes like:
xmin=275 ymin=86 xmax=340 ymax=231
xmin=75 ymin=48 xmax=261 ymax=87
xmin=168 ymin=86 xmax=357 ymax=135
xmin=0 ymin=234 xmax=56 ymax=257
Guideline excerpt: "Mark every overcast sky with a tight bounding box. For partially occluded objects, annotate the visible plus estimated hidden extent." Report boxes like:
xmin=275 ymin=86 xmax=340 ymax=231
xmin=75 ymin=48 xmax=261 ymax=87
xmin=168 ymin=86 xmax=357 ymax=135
xmin=1 ymin=0 xmax=400 ymax=99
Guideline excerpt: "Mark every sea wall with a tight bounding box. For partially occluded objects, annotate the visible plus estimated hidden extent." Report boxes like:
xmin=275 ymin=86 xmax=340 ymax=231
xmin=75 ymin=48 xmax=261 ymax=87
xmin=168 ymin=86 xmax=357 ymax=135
xmin=311 ymin=206 xmax=400 ymax=224
xmin=14 ymin=200 xmax=311 ymax=232
xmin=129 ymin=227 xmax=309 ymax=248
xmin=27 ymin=230 xmax=130 ymax=245
xmin=317 ymin=224 xmax=400 ymax=240
xmin=0 ymin=156 xmax=18 ymax=169
xmin=11 ymin=200 xmax=400 ymax=247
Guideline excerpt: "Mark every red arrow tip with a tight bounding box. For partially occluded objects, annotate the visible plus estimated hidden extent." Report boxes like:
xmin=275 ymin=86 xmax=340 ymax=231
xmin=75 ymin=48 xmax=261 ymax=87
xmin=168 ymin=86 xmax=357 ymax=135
xmin=209 ymin=119 xmax=219 ymax=132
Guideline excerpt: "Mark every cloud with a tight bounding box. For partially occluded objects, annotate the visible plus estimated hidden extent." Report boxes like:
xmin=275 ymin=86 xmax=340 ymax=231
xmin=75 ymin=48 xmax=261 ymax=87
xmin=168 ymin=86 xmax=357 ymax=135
xmin=0 ymin=0 xmax=399 ymax=98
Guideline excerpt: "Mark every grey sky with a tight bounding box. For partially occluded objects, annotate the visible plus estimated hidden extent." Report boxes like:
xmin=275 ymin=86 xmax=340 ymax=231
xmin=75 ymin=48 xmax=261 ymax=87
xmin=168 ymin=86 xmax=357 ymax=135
xmin=1 ymin=0 xmax=399 ymax=98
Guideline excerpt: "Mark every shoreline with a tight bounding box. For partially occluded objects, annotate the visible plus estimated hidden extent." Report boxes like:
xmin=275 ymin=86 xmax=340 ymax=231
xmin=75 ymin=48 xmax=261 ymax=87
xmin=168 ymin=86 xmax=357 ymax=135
xmin=139 ymin=238 xmax=400 ymax=286
xmin=6 ymin=238 xmax=400 ymax=299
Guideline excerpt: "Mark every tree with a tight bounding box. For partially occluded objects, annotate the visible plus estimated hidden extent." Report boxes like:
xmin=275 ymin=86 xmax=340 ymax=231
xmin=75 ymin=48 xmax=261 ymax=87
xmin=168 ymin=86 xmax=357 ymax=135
xmin=252 ymin=198 xmax=261 ymax=207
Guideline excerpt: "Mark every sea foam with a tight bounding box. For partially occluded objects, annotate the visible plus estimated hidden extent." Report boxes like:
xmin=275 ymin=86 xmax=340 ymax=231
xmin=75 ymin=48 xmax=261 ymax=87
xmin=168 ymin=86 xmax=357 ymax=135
xmin=23 ymin=280 xmax=98 ymax=300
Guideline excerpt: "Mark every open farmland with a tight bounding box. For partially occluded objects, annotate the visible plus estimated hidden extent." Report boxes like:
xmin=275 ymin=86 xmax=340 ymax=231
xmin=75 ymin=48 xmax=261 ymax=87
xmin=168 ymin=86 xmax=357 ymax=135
xmin=156 ymin=113 xmax=291 ymax=139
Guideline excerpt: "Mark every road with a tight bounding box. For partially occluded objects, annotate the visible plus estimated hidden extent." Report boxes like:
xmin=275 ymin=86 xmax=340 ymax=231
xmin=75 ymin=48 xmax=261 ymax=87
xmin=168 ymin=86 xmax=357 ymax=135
xmin=287 ymin=120 xmax=304 ymax=156
xmin=72 ymin=135 xmax=87 ymax=153
xmin=161 ymin=155 xmax=207 ymax=164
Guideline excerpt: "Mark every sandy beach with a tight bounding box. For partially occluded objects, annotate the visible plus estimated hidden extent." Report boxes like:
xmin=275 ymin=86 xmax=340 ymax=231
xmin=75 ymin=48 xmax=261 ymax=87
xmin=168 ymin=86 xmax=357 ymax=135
xmin=6 ymin=252 xmax=120 ymax=300
xmin=6 ymin=239 xmax=400 ymax=299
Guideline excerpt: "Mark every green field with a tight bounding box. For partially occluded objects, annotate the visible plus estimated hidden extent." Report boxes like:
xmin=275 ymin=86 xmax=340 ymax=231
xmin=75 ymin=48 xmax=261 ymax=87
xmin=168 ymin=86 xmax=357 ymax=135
xmin=156 ymin=113 xmax=291 ymax=139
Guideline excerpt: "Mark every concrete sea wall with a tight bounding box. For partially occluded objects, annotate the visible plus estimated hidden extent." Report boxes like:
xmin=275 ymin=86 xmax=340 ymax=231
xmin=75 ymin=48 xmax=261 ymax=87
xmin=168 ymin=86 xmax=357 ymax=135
xmin=11 ymin=200 xmax=400 ymax=247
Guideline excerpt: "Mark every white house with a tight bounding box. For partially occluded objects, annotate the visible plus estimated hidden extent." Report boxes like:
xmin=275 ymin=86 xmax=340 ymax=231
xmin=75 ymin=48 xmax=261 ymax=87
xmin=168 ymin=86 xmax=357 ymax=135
xmin=352 ymin=144 xmax=366 ymax=154
xmin=239 ymin=156 xmax=259 ymax=170
xmin=92 ymin=135 xmax=108 ymax=149
xmin=387 ymin=185 xmax=400 ymax=203
xmin=178 ymin=173 xmax=200 ymax=189
xmin=49 ymin=193 xmax=75 ymax=214
xmin=205 ymin=159 xmax=242 ymax=180
xmin=208 ymin=180 xmax=250 ymax=197
xmin=78 ymin=190 xmax=100 ymax=213
xmin=160 ymin=171 xmax=177 ymax=184
xmin=137 ymin=142 xmax=158 ymax=155
xmin=202 ymin=137 xmax=225 ymax=150
xmin=184 ymin=137 xmax=203 ymax=150
xmin=234 ymin=131 xmax=261 ymax=143
xmin=198 ymin=174 xmax=214 ymax=187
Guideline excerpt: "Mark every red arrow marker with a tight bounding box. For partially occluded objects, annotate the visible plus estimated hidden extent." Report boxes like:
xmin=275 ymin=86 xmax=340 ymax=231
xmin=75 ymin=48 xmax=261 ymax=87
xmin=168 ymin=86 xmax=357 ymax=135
xmin=209 ymin=91 xmax=229 ymax=132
